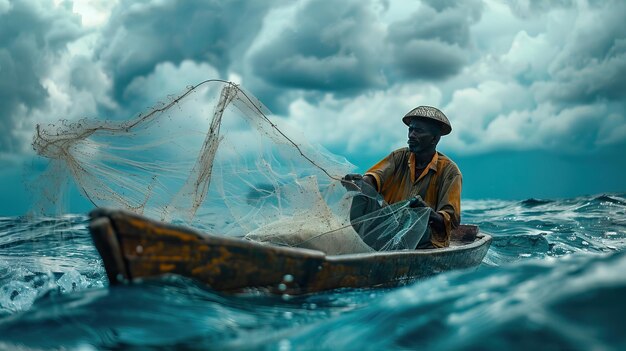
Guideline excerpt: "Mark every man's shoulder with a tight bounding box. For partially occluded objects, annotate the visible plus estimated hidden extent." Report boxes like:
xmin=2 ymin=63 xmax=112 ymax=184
xmin=437 ymin=152 xmax=461 ymax=176
xmin=389 ymin=147 xmax=410 ymax=158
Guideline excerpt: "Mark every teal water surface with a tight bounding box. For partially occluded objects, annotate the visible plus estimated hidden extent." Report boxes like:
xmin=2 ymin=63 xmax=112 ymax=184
xmin=1 ymin=194 xmax=625 ymax=350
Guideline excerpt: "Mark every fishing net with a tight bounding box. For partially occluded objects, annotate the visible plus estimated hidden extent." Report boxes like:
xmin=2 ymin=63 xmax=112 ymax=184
xmin=31 ymin=80 xmax=431 ymax=255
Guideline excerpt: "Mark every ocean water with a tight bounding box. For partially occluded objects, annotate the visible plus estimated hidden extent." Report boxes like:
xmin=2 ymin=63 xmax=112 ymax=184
xmin=0 ymin=193 xmax=625 ymax=350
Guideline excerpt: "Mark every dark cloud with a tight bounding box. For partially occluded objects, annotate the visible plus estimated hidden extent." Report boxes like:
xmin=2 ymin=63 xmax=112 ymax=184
xmin=0 ymin=0 xmax=82 ymax=153
xmin=248 ymin=0 xmax=386 ymax=92
xmin=506 ymin=0 xmax=575 ymax=18
xmin=97 ymin=0 xmax=282 ymax=105
xmin=540 ymin=55 xmax=626 ymax=104
xmin=536 ymin=1 xmax=626 ymax=104
xmin=390 ymin=40 xmax=467 ymax=79
xmin=387 ymin=0 xmax=483 ymax=80
xmin=421 ymin=0 xmax=478 ymax=13
xmin=1 ymin=0 xmax=624 ymax=159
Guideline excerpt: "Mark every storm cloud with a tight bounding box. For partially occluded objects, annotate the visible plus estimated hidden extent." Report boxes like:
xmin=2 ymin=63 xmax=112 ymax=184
xmin=0 ymin=0 xmax=82 ymax=154
xmin=440 ymin=0 xmax=626 ymax=155
xmin=387 ymin=0 xmax=483 ymax=80
xmin=535 ymin=3 xmax=626 ymax=104
xmin=0 ymin=0 xmax=625 ymax=208
xmin=249 ymin=0 xmax=386 ymax=92
xmin=95 ymin=0 xmax=282 ymax=105
xmin=0 ymin=0 xmax=624 ymax=161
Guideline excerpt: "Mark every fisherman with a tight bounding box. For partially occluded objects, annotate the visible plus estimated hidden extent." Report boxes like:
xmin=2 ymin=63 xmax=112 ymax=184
xmin=342 ymin=106 xmax=461 ymax=250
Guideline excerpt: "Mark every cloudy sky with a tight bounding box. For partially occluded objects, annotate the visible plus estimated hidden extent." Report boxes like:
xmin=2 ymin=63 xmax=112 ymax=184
xmin=1 ymin=0 xmax=625 ymax=215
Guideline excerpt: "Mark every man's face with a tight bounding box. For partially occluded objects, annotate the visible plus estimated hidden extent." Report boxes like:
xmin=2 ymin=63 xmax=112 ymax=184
xmin=407 ymin=119 xmax=440 ymax=153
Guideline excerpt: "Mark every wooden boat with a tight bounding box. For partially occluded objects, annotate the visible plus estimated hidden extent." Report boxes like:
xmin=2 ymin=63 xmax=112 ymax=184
xmin=89 ymin=208 xmax=492 ymax=295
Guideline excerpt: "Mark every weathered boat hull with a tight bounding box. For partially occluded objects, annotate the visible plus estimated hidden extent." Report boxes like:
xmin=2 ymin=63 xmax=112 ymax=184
xmin=89 ymin=208 xmax=491 ymax=294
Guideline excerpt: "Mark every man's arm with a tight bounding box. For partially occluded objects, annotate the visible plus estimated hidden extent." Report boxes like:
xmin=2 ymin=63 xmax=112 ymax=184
xmin=363 ymin=150 xmax=402 ymax=195
xmin=408 ymin=169 xmax=461 ymax=247
xmin=428 ymin=209 xmax=445 ymax=233
xmin=408 ymin=196 xmax=445 ymax=233
xmin=362 ymin=174 xmax=377 ymax=192
xmin=434 ymin=170 xmax=462 ymax=247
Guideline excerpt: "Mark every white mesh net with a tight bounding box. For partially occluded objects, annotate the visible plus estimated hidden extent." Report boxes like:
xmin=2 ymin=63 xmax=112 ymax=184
xmin=31 ymin=80 xmax=431 ymax=255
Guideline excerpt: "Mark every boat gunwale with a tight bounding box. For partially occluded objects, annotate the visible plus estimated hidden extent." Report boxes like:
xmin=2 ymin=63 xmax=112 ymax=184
xmin=325 ymin=234 xmax=492 ymax=262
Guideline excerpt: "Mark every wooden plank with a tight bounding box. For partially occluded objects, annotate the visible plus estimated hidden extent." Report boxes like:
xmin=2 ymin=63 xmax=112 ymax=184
xmin=89 ymin=208 xmax=491 ymax=294
xmin=89 ymin=217 xmax=129 ymax=284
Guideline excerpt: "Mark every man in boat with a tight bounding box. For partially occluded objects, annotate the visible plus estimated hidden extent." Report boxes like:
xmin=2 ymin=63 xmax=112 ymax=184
xmin=342 ymin=106 xmax=461 ymax=250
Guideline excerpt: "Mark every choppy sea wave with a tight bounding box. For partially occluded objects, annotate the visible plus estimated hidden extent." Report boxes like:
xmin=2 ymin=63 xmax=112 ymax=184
xmin=1 ymin=193 xmax=625 ymax=350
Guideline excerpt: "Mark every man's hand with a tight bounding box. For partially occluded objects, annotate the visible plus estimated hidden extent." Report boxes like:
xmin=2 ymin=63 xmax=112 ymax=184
xmin=409 ymin=196 xmax=445 ymax=233
xmin=408 ymin=195 xmax=429 ymax=208
xmin=341 ymin=173 xmax=363 ymax=191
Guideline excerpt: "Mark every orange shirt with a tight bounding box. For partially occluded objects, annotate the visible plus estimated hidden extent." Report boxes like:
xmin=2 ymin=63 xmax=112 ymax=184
xmin=365 ymin=148 xmax=462 ymax=247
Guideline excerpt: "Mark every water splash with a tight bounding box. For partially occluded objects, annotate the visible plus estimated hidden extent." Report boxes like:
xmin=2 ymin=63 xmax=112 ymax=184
xmin=0 ymin=215 xmax=105 ymax=316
